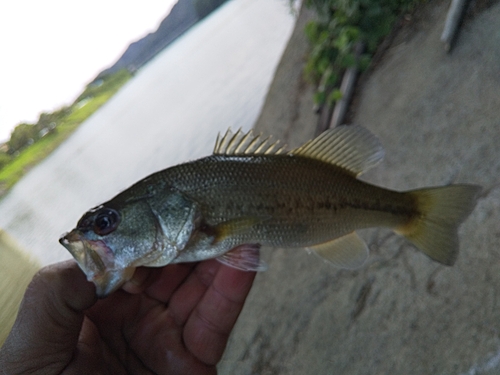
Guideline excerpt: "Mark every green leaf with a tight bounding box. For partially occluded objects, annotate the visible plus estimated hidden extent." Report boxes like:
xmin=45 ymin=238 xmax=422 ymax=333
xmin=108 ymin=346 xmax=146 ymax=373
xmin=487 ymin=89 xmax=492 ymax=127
xmin=359 ymin=54 xmax=372 ymax=71
xmin=340 ymin=53 xmax=357 ymax=68
xmin=304 ymin=0 xmax=422 ymax=99
xmin=313 ymin=91 xmax=326 ymax=105
xmin=329 ymin=89 xmax=343 ymax=103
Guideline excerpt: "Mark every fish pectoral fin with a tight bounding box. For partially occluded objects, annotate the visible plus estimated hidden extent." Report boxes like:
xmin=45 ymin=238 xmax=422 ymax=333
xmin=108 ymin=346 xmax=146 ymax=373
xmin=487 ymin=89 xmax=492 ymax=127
xmin=216 ymin=244 xmax=268 ymax=272
xmin=211 ymin=216 xmax=268 ymax=244
xmin=307 ymin=232 xmax=368 ymax=269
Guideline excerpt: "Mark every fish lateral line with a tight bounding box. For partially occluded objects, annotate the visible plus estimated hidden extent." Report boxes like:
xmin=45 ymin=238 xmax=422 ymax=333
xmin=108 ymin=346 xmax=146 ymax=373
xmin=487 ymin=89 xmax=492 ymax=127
xmin=60 ymin=125 xmax=481 ymax=297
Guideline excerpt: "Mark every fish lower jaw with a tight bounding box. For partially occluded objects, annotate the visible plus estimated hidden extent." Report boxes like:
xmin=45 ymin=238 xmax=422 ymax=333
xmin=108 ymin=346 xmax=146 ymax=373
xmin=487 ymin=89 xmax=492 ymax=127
xmin=87 ymin=267 xmax=136 ymax=297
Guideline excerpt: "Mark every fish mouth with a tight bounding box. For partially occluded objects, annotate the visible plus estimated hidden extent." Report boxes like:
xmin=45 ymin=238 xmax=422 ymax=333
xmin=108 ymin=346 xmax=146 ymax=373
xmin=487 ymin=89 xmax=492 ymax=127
xmin=59 ymin=230 xmax=134 ymax=297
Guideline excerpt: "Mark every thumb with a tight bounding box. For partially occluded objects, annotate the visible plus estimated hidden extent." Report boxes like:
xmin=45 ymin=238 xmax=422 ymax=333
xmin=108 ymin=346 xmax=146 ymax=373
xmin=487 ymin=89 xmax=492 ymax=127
xmin=0 ymin=260 xmax=97 ymax=373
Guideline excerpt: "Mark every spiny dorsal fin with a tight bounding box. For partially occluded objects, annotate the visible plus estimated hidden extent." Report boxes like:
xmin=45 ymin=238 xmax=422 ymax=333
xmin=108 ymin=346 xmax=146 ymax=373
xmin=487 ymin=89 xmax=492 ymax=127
xmin=290 ymin=125 xmax=384 ymax=176
xmin=214 ymin=128 xmax=287 ymax=156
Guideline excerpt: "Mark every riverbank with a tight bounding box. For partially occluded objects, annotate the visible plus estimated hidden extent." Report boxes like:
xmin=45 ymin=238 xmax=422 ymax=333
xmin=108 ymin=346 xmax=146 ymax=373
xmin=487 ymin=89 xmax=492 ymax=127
xmin=0 ymin=230 xmax=40 ymax=346
xmin=0 ymin=70 xmax=131 ymax=198
xmin=218 ymin=0 xmax=500 ymax=374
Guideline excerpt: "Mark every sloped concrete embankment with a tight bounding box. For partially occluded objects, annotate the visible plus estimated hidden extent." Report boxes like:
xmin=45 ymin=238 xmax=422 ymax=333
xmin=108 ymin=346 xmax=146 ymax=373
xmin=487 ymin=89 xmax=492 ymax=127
xmin=219 ymin=1 xmax=500 ymax=374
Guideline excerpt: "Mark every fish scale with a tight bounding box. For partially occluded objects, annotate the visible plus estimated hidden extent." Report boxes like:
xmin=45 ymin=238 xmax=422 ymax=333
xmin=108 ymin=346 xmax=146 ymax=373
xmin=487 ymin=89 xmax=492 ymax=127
xmin=60 ymin=126 xmax=480 ymax=297
xmin=152 ymin=155 xmax=415 ymax=248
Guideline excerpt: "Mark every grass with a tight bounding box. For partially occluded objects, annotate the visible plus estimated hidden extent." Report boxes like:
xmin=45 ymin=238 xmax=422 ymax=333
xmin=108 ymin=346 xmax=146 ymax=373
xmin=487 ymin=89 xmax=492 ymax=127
xmin=0 ymin=70 xmax=131 ymax=197
xmin=0 ymin=230 xmax=40 ymax=345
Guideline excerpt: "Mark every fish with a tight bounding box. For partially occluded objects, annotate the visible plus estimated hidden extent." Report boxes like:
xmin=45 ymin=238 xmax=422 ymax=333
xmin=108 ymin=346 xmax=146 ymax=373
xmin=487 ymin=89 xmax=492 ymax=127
xmin=60 ymin=125 xmax=481 ymax=297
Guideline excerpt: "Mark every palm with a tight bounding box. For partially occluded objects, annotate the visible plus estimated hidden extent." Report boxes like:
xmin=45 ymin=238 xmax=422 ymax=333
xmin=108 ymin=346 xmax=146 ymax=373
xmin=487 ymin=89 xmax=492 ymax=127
xmin=66 ymin=260 xmax=254 ymax=374
xmin=0 ymin=258 xmax=255 ymax=375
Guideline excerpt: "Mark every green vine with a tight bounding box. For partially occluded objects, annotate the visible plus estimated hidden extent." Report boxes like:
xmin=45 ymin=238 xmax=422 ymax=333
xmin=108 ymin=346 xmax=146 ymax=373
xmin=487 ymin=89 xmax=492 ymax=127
xmin=304 ymin=0 xmax=421 ymax=106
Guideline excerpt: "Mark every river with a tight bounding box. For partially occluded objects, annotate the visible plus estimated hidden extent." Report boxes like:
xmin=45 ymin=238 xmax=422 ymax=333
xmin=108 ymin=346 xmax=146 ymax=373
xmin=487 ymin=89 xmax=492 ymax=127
xmin=0 ymin=0 xmax=296 ymax=265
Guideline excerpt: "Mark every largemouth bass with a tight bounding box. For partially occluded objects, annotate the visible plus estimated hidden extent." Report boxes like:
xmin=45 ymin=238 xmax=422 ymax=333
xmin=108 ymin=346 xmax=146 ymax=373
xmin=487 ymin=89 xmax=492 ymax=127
xmin=60 ymin=125 xmax=480 ymax=296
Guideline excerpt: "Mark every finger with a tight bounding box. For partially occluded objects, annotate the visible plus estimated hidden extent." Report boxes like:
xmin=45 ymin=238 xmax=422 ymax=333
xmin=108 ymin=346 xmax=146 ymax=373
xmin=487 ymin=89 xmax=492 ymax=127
xmin=69 ymin=317 xmax=123 ymax=373
xmin=121 ymin=266 xmax=161 ymax=294
xmin=183 ymin=263 xmax=256 ymax=365
xmin=143 ymin=263 xmax=196 ymax=303
xmin=127 ymin=309 xmax=217 ymax=375
xmin=168 ymin=259 xmax=222 ymax=325
xmin=0 ymin=260 xmax=96 ymax=373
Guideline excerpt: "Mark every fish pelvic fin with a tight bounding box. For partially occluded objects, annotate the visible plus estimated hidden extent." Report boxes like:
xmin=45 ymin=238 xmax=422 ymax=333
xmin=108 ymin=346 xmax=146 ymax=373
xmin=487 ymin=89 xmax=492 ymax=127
xmin=307 ymin=232 xmax=368 ymax=269
xmin=396 ymin=184 xmax=481 ymax=265
xmin=290 ymin=125 xmax=384 ymax=176
xmin=216 ymin=244 xmax=267 ymax=272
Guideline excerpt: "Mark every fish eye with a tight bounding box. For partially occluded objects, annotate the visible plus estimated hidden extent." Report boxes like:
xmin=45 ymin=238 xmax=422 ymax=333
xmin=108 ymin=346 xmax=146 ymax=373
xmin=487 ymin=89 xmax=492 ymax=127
xmin=93 ymin=208 xmax=120 ymax=235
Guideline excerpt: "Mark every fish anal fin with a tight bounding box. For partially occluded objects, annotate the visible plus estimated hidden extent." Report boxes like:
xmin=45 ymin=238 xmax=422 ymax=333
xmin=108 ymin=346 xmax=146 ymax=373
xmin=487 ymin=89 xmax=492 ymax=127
xmin=307 ymin=232 xmax=368 ymax=269
xmin=290 ymin=125 xmax=384 ymax=176
xmin=216 ymin=244 xmax=268 ymax=272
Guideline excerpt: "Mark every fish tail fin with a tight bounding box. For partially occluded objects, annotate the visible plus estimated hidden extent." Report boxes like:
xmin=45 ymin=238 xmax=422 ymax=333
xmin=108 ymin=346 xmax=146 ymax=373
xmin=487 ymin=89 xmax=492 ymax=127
xmin=396 ymin=184 xmax=481 ymax=265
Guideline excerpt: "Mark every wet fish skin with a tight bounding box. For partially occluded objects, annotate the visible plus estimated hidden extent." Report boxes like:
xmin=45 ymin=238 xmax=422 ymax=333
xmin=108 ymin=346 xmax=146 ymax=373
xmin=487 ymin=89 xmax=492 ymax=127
xmin=60 ymin=126 xmax=481 ymax=297
xmin=142 ymin=154 xmax=414 ymax=248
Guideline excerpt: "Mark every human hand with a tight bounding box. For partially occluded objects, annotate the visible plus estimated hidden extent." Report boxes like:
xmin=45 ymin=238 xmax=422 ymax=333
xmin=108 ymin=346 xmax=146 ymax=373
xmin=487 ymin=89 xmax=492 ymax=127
xmin=0 ymin=253 xmax=256 ymax=374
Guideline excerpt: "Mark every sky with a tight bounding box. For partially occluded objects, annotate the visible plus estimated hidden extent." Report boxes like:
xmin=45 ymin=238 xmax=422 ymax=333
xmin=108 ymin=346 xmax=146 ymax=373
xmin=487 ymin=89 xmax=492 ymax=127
xmin=0 ymin=0 xmax=178 ymax=142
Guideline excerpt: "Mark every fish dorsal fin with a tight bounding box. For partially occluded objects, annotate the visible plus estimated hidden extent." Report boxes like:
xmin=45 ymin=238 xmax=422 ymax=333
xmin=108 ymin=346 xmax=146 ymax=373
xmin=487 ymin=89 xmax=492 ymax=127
xmin=214 ymin=128 xmax=286 ymax=156
xmin=307 ymin=232 xmax=368 ymax=269
xmin=290 ymin=125 xmax=384 ymax=176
